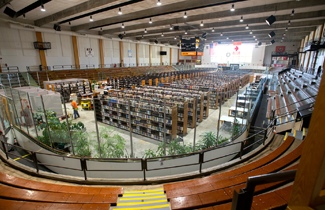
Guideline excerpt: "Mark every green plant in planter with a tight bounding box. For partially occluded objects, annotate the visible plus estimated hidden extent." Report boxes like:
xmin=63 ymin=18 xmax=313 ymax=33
xmin=154 ymin=139 xmax=192 ymax=157
xmin=72 ymin=130 xmax=92 ymax=157
xmin=230 ymin=119 xmax=241 ymax=136
xmin=143 ymin=149 xmax=157 ymax=158
xmin=199 ymin=131 xmax=217 ymax=150
xmin=217 ymin=135 xmax=229 ymax=145
xmin=94 ymin=127 xmax=127 ymax=158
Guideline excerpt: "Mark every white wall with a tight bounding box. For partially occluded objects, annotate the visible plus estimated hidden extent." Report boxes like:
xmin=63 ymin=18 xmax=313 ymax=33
xmin=0 ymin=22 xmax=40 ymax=71
xmin=264 ymin=42 xmax=299 ymax=65
xmin=0 ymin=22 xmax=178 ymax=71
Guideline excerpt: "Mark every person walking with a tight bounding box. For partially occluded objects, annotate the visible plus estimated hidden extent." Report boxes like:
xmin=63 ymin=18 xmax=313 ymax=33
xmin=71 ymin=100 xmax=80 ymax=119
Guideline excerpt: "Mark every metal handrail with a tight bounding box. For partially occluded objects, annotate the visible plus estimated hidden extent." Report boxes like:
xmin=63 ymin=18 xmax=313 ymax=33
xmin=232 ymin=170 xmax=297 ymax=210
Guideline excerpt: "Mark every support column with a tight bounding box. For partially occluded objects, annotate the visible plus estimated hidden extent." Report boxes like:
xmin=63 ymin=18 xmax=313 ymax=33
xmin=313 ymin=24 xmax=325 ymax=70
xmin=288 ymin=72 xmax=325 ymax=208
xmin=170 ymin=48 xmax=172 ymax=65
xmin=177 ymin=49 xmax=180 ymax=63
xmin=149 ymin=45 xmax=152 ymax=67
xmin=160 ymin=46 xmax=163 ymax=65
xmin=306 ymin=31 xmax=316 ymax=69
xmin=119 ymin=41 xmax=124 ymax=67
xmin=301 ymin=35 xmax=309 ymax=68
xmin=36 ymin=32 xmax=47 ymax=69
xmin=99 ymin=39 xmax=104 ymax=68
xmin=136 ymin=43 xmax=139 ymax=67
xmin=72 ymin=36 xmax=80 ymax=69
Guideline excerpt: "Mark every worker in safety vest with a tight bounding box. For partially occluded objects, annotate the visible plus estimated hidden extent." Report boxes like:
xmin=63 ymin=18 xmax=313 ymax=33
xmin=71 ymin=100 xmax=80 ymax=119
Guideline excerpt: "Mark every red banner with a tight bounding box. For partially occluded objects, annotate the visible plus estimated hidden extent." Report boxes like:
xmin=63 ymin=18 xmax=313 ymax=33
xmin=191 ymin=56 xmax=197 ymax=59
xmin=233 ymin=42 xmax=242 ymax=45
xmin=276 ymin=46 xmax=286 ymax=52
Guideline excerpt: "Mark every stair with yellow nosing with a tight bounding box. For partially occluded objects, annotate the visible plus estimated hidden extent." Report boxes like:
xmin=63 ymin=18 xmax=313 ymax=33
xmin=111 ymin=189 xmax=170 ymax=210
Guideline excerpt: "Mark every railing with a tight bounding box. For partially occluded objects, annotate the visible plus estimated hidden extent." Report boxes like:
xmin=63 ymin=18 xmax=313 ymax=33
xmin=0 ymin=66 xmax=20 ymax=72
xmin=232 ymin=170 xmax=297 ymax=210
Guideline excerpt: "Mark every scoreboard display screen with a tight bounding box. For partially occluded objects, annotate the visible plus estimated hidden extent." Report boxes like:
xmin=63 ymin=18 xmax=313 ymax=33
xmin=180 ymin=37 xmax=205 ymax=56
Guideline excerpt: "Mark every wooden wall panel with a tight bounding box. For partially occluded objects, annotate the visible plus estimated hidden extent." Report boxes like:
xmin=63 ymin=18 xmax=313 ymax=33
xmin=72 ymin=36 xmax=80 ymax=68
xmin=119 ymin=41 xmax=124 ymax=67
xmin=36 ymin=32 xmax=48 ymax=68
xmin=99 ymin=39 xmax=104 ymax=67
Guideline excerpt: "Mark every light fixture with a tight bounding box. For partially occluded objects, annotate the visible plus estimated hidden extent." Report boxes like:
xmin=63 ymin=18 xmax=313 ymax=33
xmin=90 ymin=16 xmax=93 ymax=22
xmin=291 ymin=9 xmax=295 ymax=16
xmin=268 ymin=31 xmax=276 ymax=38
xmin=250 ymin=30 xmax=253 ymax=34
xmin=41 ymin=3 xmax=46 ymax=12
xmin=265 ymin=15 xmax=276 ymax=26
xmin=144 ymin=28 xmax=147 ymax=33
xmin=118 ymin=7 xmax=122 ymax=15
xmin=100 ymin=27 xmax=102 ymax=31
xmin=240 ymin=16 xmax=244 ymax=22
xmin=212 ymin=41 xmax=214 ymax=43
xmin=121 ymin=23 xmax=124 ymax=28
xmin=282 ymin=37 xmax=284 ymax=39
xmin=220 ymin=32 xmax=223 ymax=36
xmin=230 ymin=4 xmax=235 ymax=11
xmin=246 ymin=24 xmax=249 ymax=29
xmin=288 ymin=20 xmax=291 ymax=25
xmin=255 ymin=38 xmax=257 ymax=41
xmin=185 ymin=30 xmax=187 ymax=34
xmin=149 ymin=18 xmax=152 ymax=24
xmin=200 ymin=21 xmax=204 ymax=26
xmin=174 ymin=36 xmax=177 ymax=40
xmin=253 ymin=36 xmax=256 ymax=38
xmin=270 ymin=39 xmax=275 ymax=44
xmin=184 ymin=12 xmax=187 ymax=18
xmin=23 ymin=14 xmax=26 ymax=19
xmin=212 ymin=28 xmax=215 ymax=32
xmin=226 ymin=37 xmax=229 ymax=39
xmin=157 ymin=0 xmax=161 ymax=6
xmin=283 ymin=33 xmax=286 ymax=36
xmin=170 ymin=24 xmax=173 ymax=30
xmin=161 ymin=32 xmax=164 ymax=36
xmin=285 ymin=27 xmax=288 ymax=31
xmin=281 ymin=40 xmax=283 ymax=43
xmin=124 ymin=31 xmax=126 ymax=35
xmin=142 ymin=35 xmax=144 ymax=38
xmin=69 ymin=21 xmax=71 ymax=25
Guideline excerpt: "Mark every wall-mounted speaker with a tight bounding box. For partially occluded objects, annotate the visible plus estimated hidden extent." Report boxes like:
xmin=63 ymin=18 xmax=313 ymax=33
xmin=53 ymin=24 xmax=61 ymax=31
xmin=118 ymin=34 xmax=124 ymax=39
xmin=174 ymin=26 xmax=179 ymax=30
xmin=4 ymin=7 xmax=16 ymax=18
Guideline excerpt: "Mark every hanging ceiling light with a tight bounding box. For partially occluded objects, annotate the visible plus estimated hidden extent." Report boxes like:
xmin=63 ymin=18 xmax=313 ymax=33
xmin=232 ymin=40 xmax=234 ymax=42
xmin=246 ymin=24 xmax=249 ymax=29
xmin=212 ymin=28 xmax=215 ymax=32
xmin=200 ymin=21 xmax=204 ymax=26
xmin=100 ymin=27 xmax=102 ymax=31
xmin=285 ymin=27 xmax=288 ymax=31
xmin=253 ymin=36 xmax=256 ymax=38
xmin=212 ymin=41 xmax=214 ymax=43
xmin=291 ymin=9 xmax=295 ymax=16
xmin=185 ymin=30 xmax=187 ymax=34
xmin=144 ymin=28 xmax=147 ymax=33
xmin=265 ymin=15 xmax=276 ymax=26
xmin=124 ymin=31 xmax=126 ymax=35
xmin=157 ymin=0 xmax=161 ymax=6
xmin=282 ymin=37 xmax=285 ymax=39
xmin=226 ymin=37 xmax=229 ymax=39
xmin=89 ymin=16 xmax=93 ymax=22
xmin=161 ymin=33 xmax=164 ymax=36
xmin=288 ymin=20 xmax=291 ymax=25
xmin=149 ymin=18 xmax=152 ymax=24
xmin=23 ymin=14 xmax=26 ymax=19
xmin=281 ymin=40 xmax=283 ymax=43
xmin=184 ymin=12 xmax=187 ymax=18
xmin=255 ymin=38 xmax=258 ymax=41
xmin=283 ymin=33 xmax=286 ymax=36
xmin=250 ymin=30 xmax=253 ymax=34
xmin=69 ymin=21 xmax=71 ymax=25
xmin=41 ymin=3 xmax=46 ymax=12
xmin=240 ymin=16 xmax=244 ymax=22
xmin=142 ymin=35 xmax=144 ymax=38
xmin=220 ymin=32 xmax=223 ymax=36
xmin=170 ymin=24 xmax=173 ymax=30
xmin=118 ymin=7 xmax=122 ymax=15
xmin=174 ymin=36 xmax=177 ymax=40
xmin=121 ymin=23 xmax=124 ymax=28
xmin=270 ymin=40 xmax=275 ymax=44
xmin=230 ymin=4 xmax=235 ymax=11
xmin=268 ymin=31 xmax=276 ymax=38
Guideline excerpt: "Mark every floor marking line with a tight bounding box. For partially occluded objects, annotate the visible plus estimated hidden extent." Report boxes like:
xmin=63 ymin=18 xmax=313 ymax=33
xmin=13 ymin=148 xmax=43 ymax=161
xmin=294 ymin=130 xmax=296 ymax=137
xmin=284 ymin=132 xmax=288 ymax=141
xmin=303 ymin=127 xmax=305 ymax=136
xmin=120 ymin=195 xmax=166 ymax=200
xmin=117 ymin=199 xmax=167 ymax=206
xmin=124 ymin=189 xmax=164 ymax=193
xmin=114 ymin=204 xmax=169 ymax=210
xmin=123 ymin=192 xmax=164 ymax=197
